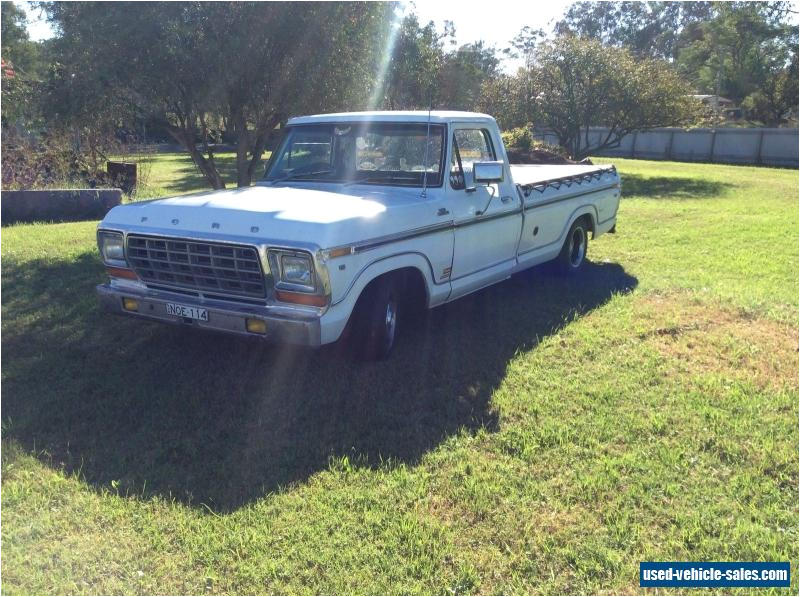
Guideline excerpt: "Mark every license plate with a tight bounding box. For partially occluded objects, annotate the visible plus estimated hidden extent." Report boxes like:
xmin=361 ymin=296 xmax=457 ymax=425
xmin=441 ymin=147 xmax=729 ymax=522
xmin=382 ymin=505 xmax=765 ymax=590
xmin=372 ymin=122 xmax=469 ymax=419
xmin=165 ymin=303 xmax=208 ymax=321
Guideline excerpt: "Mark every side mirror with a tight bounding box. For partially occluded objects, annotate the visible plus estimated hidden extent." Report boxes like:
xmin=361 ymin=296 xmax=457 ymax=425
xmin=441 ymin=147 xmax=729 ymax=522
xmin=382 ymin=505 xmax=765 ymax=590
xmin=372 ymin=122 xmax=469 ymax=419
xmin=473 ymin=161 xmax=505 ymax=184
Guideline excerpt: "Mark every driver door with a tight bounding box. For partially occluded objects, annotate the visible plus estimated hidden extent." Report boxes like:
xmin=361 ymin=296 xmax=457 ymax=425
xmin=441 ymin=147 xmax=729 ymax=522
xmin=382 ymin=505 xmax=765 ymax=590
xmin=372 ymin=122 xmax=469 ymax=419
xmin=448 ymin=126 xmax=521 ymax=299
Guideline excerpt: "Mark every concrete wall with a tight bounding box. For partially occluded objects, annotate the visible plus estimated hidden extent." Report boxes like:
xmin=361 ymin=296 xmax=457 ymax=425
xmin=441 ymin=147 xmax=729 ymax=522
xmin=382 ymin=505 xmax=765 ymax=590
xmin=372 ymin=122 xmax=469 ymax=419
xmin=534 ymin=127 xmax=799 ymax=167
xmin=1 ymin=188 xmax=122 ymax=225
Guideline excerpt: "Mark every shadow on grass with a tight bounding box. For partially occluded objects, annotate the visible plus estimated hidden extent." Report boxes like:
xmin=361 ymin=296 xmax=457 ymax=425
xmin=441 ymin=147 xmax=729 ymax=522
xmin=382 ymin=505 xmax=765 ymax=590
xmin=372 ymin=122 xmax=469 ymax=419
xmin=1 ymin=252 xmax=637 ymax=511
xmin=622 ymin=173 xmax=733 ymax=199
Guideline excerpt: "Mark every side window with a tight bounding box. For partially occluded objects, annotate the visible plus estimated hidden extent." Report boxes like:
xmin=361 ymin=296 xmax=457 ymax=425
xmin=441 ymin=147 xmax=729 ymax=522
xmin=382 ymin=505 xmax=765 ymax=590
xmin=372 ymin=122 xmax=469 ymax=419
xmin=450 ymin=129 xmax=495 ymax=190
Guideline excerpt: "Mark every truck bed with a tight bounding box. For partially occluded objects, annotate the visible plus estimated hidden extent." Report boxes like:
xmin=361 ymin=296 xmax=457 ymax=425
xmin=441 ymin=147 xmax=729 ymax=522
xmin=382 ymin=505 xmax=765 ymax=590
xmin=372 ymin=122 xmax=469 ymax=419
xmin=510 ymin=164 xmax=617 ymax=192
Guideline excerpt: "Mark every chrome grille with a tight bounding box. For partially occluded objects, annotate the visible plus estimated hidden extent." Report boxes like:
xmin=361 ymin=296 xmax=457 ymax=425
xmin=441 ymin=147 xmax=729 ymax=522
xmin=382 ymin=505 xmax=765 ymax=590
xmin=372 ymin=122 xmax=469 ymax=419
xmin=127 ymin=235 xmax=266 ymax=299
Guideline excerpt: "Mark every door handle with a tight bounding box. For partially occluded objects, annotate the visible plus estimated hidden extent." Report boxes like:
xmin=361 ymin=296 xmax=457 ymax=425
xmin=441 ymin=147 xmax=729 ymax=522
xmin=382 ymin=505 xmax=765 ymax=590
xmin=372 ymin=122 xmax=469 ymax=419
xmin=437 ymin=208 xmax=450 ymax=216
xmin=501 ymin=195 xmax=514 ymax=204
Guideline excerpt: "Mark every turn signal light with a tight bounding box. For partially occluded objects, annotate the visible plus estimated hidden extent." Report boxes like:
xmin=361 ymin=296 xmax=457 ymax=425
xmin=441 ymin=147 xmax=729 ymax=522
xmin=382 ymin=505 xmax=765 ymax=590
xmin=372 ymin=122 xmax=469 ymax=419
xmin=275 ymin=290 xmax=328 ymax=307
xmin=106 ymin=266 xmax=139 ymax=280
xmin=246 ymin=318 xmax=267 ymax=334
xmin=122 ymin=297 xmax=139 ymax=312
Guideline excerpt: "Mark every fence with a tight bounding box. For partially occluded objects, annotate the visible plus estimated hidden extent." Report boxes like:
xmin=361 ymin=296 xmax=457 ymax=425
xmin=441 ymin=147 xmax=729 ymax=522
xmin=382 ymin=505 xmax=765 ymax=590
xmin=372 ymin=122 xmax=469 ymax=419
xmin=533 ymin=127 xmax=799 ymax=168
xmin=1 ymin=189 xmax=122 ymax=225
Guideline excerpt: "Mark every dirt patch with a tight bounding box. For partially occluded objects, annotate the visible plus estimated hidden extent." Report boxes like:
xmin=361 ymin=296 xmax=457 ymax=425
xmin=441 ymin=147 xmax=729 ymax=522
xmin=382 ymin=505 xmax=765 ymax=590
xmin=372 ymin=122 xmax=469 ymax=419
xmin=634 ymin=294 xmax=798 ymax=391
xmin=506 ymin=147 xmax=593 ymax=166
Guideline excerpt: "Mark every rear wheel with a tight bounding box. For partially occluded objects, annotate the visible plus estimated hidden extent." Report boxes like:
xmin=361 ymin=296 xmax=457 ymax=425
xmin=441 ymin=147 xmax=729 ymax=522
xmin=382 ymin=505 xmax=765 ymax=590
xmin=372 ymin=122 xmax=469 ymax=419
xmin=353 ymin=277 xmax=399 ymax=361
xmin=555 ymin=219 xmax=589 ymax=273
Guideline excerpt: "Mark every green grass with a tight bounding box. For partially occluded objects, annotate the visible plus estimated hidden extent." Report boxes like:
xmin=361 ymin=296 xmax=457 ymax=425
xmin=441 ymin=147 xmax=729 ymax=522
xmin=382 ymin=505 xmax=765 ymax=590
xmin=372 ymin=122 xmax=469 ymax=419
xmin=129 ymin=150 xmax=269 ymax=200
xmin=130 ymin=151 xmax=242 ymax=200
xmin=1 ymin=158 xmax=797 ymax=594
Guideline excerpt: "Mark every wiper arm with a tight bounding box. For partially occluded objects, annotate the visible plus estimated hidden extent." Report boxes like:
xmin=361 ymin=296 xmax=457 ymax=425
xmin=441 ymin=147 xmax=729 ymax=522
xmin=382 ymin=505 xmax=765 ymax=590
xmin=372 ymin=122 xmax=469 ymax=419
xmin=269 ymin=170 xmax=333 ymax=186
xmin=342 ymin=173 xmax=420 ymax=187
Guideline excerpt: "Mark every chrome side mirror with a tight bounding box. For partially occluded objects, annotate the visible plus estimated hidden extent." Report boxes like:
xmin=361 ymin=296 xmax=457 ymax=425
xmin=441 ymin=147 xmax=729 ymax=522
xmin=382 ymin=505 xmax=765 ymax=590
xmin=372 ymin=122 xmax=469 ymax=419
xmin=473 ymin=161 xmax=505 ymax=184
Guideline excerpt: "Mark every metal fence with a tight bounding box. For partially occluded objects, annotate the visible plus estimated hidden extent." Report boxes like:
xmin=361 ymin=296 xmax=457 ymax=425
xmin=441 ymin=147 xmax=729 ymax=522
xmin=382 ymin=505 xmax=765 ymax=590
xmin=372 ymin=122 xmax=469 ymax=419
xmin=533 ymin=127 xmax=799 ymax=168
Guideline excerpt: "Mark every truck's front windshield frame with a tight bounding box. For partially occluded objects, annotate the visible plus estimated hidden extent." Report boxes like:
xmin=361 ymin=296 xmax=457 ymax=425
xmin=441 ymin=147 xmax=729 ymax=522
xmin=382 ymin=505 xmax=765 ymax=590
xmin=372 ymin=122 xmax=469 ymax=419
xmin=263 ymin=122 xmax=446 ymax=188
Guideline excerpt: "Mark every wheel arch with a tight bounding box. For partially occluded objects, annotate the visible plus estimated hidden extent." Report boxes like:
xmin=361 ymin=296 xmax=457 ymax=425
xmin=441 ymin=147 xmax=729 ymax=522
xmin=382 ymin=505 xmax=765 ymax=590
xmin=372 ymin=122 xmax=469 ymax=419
xmin=321 ymin=252 xmax=438 ymax=345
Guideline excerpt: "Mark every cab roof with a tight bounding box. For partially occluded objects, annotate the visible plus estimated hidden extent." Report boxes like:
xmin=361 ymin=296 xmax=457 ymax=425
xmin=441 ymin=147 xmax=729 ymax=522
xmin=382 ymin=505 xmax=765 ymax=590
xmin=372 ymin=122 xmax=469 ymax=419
xmin=287 ymin=111 xmax=496 ymax=125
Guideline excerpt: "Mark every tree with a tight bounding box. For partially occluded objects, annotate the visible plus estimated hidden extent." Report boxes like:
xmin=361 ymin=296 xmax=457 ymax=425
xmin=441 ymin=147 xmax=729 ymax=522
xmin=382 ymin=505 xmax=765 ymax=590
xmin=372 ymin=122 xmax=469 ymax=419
xmin=1 ymin=1 xmax=42 ymax=74
xmin=676 ymin=2 xmax=798 ymax=116
xmin=44 ymin=1 xmax=393 ymax=189
xmin=1 ymin=1 xmax=48 ymax=128
xmin=528 ymin=37 xmax=698 ymax=159
xmin=438 ymin=41 xmax=500 ymax=110
xmin=556 ymin=1 xmax=799 ymax=122
xmin=378 ymin=14 xmax=445 ymax=110
xmin=555 ymin=1 xmax=715 ymax=61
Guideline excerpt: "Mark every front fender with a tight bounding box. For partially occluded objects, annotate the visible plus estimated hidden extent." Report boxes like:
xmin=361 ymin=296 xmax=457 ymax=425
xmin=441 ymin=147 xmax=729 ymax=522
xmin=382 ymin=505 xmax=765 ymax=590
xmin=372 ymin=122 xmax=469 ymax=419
xmin=320 ymin=252 xmax=443 ymax=345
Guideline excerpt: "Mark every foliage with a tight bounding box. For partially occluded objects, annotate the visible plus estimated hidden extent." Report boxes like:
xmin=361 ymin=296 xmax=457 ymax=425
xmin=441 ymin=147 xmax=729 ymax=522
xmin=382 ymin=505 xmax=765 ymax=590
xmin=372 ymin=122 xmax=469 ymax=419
xmin=477 ymin=74 xmax=533 ymax=131
xmin=555 ymin=1 xmax=715 ymax=61
xmin=0 ymin=1 xmax=44 ymax=75
xmin=528 ymin=37 xmax=700 ymax=159
xmin=437 ymin=41 xmax=500 ymax=111
xmin=502 ymin=127 xmax=570 ymax=163
xmin=0 ymin=1 xmax=48 ymax=129
xmin=676 ymin=2 xmax=799 ymax=125
xmin=554 ymin=1 xmax=799 ymax=124
xmin=2 ymin=158 xmax=798 ymax=593
xmin=44 ymin=1 xmax=393 ymax=189
xmin=501 ymin=126 xmax=534 ymax=151
xmin=379 ymin=14 xmax=445 ymax=109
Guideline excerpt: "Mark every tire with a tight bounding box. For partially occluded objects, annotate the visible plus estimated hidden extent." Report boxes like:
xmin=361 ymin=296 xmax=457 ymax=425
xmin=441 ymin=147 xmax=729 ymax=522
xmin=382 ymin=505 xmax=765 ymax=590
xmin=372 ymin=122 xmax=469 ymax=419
xmin=353 ymin=277 xmax=399 ymax=361
xmin=555 ymin=218 xmax=589 ymax=273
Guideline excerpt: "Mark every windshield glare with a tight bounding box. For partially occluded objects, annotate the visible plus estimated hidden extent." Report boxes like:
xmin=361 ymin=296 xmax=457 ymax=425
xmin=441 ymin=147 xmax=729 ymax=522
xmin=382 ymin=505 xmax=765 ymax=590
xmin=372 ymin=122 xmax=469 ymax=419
xmin=264 ymin=123 xmax=445 ymax=187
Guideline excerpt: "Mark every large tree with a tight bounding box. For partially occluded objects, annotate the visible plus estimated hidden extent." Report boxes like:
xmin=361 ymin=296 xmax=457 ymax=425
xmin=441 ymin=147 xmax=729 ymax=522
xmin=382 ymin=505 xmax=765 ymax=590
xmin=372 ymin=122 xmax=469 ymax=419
xmin=555 ymin=1 xmax=799 ymax=122
xmin=45 ymin=1 xmax=393 ymax=189
xmin=676 ymin=2 xmax=798 ymax=117
xmin=527 ymin=37 xmax=698 ymax=159
xmin=437 ymin=41 xmax=500 ymax=111
xmin=377 ymin=14 xmax=445 ymax=110
xmin=555 ymin=1 xmax=715 ymax=61
xmin=1 ymin=1 xmax=49 ymax=128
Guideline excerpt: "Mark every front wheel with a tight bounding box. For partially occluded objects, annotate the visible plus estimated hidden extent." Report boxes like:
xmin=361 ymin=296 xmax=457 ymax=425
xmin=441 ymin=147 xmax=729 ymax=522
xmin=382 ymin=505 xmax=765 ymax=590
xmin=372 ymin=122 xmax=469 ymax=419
xmin=353 ymin=278 xmax=399 ymax=361
xmin=555 ymin=219 xmax=589 ymax=273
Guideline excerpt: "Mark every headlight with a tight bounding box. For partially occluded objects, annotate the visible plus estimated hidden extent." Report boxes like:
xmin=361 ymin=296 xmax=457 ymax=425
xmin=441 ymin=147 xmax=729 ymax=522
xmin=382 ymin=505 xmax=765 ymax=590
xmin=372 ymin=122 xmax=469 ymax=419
xmin=98 ymin=231 xmax=126 ymax=266
xmin=269 ymin=250 xmax=317 ymax=293
xmin=281 ymin=255 xmax=314 ymax=288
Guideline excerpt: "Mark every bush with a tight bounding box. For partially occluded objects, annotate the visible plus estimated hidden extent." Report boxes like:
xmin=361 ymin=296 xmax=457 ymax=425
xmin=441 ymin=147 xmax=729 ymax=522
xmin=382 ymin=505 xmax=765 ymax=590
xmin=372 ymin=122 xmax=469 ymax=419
xmin=501 ymin=126 xmax=534 ymax=152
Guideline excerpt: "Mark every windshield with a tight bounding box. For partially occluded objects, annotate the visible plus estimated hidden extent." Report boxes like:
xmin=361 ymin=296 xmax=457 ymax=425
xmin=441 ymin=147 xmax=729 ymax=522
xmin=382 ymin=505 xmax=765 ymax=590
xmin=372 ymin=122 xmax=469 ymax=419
xmin=264 ymin=122 xmax=445 ymax=187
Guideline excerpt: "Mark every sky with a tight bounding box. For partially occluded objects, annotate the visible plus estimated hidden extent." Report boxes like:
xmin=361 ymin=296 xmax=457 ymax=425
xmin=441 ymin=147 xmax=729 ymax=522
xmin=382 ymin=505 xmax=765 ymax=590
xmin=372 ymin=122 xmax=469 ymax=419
xmin=17 ymin=0 xmax=574 ymax=71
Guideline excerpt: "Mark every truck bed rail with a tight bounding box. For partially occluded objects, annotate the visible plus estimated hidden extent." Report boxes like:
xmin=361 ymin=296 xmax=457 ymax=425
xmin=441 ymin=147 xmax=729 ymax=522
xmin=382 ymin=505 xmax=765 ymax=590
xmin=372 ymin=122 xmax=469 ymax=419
xmin=512 ymin=165 xmax=617 ymax=198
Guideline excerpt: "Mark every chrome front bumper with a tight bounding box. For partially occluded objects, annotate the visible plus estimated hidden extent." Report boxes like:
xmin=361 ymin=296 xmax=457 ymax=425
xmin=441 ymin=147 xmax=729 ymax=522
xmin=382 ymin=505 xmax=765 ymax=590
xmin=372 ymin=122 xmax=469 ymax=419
xmin=96 ymin=284 xmax=322 ymax=346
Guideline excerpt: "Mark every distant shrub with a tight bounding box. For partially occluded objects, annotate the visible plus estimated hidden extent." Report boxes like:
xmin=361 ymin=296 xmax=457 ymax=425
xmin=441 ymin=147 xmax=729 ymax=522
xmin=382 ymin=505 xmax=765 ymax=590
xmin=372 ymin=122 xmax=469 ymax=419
xmin=501 ymin=126 xmax=534 ymax=152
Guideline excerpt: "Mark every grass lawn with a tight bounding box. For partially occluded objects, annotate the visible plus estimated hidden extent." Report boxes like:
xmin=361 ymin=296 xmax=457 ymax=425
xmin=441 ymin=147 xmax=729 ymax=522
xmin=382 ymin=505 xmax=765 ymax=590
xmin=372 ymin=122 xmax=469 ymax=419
xmin=1 ymin=158 xmax=797 ymax=594
xmin=131 ymin=151 xmax=267 ymax=200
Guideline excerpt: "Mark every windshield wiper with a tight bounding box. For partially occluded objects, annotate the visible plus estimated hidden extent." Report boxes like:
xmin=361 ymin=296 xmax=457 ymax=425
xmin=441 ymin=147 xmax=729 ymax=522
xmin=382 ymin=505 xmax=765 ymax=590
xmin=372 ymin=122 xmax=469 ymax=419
xmin=269 ymin=170 xmax=333 ymax=186
xmin=342 ymin=173 xmax=422 ymax=187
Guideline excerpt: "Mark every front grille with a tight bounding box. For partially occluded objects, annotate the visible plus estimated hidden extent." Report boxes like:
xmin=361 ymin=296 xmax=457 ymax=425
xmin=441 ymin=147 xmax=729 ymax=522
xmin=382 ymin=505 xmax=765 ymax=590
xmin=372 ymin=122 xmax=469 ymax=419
xmin=127 ymin=235 xmax=266 ymax=299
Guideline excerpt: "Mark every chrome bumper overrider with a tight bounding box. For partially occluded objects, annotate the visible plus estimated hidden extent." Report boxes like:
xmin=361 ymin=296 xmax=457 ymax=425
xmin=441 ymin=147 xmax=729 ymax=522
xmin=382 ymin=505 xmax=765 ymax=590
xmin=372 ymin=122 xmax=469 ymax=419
xmin=96 ymin=284 xmax=322 ymax=346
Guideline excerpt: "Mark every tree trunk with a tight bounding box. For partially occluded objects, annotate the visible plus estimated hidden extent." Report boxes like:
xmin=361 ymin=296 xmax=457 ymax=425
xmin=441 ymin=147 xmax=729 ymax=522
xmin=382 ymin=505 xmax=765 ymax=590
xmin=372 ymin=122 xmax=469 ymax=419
xmin=234 ymin=111 xmax=251 ymax=188
xmin=246 ymin=114 xmax=282 ymax=183
xmin=167 ymin=127 xmax=225 ymax=190
xmin=231 ymin=113 xmax=282 ymax=188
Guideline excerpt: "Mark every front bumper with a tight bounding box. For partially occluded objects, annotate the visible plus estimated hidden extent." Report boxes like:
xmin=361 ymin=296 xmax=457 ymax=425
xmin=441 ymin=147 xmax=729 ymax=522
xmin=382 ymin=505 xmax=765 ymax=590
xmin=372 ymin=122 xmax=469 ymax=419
xmin=96 ymin=284 xmax=322 ymax=346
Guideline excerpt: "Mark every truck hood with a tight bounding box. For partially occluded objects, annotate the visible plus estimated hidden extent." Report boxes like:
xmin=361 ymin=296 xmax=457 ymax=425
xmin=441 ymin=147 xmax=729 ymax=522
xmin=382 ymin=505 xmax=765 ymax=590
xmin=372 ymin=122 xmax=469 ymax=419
xmin=101 ymin=184 xmax=432 ymax=249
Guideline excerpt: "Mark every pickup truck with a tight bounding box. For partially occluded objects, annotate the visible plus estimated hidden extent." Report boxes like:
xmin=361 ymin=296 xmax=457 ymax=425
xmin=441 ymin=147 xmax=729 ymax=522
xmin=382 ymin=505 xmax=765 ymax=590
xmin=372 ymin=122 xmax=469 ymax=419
xmin=96 ymin=111 xmax=620 ymax=359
